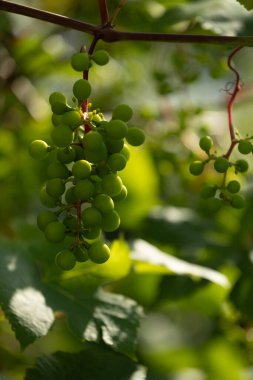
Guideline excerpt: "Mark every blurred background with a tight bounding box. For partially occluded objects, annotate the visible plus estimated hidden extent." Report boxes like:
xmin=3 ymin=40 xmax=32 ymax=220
xmin=1 ymin=0 xmax=253 ymax=379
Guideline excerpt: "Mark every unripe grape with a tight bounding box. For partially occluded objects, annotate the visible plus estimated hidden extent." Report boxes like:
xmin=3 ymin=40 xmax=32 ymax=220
xmin=44 ymin=221 xmax=65 ymax=243
xmin=55 ymin=250 xmax=76 ymax=270
xmin=72 ymin=160 xmax=92 ymax=179
xmin=29 ymin=140 xmax=48 ymax=160
xmin=64 ymin=186 xmax=77 ymax=204
xmin=107 ymin=153 xmax=127 ymax=171
xmin=82 ymin=226 xmax=101 ymax=240
xmin=39 ymin=185 xmax=58 ymax=208
xmin=105 ymin=120 xmax=128 ymax=140
xmin=200 ymin=184 xmax=217 ymax=199
xmin=101 ymin=210 xmax=120 ymax=232
xmin=112 ymin=104 xmax=133 ymax=122
xmin=227 ymin=180 xmax=241 ymax=193
xmin=73 ymin=79 xmax=91 ymax=101
xmin=46 ymin=178 xmax=65 ymax=198
xmin=85 ymin=145 xmax=107 ymax=163
xmin=63 ymin=215 xmax=78 ymax=230
xmin=238 ymin=140 xmax=252 ymax=155
xmin=47 ymin=162 xmax=69 ymax=179
xmin=62 ymin=110 xmax=83 ymax=129
xmin=83 ymin=131 xmax=104 ymax=150
xmin=207 ymin=197 xmax=222 ymax=213
xmin=74 ymin=179 xmax=95 ymax=201
xmin=37 ymin=211 xmax=57 ymax=231
xmin=91 ymin=50 xmax=110 ymax=66
xmin=235 ymin=159 xmax=249 ymax=173
xmin=51 ymin=125 xmax=74 ymax=147
xmin=189 ymin=161 xmax=204 ymax=176
xmin=88 ymin=241 xmax=110 ymax=264
xmin=71 ymin=52 xmax=90 ymax=71
xmin=51 ymin=102 xmax=69 ymax=115
xmin=101 ymin=173 xmax=123 ymax=197
xmin=57 ymin=147 xmax=75 ymax=164
xmin=81 ymin=207 xmax=102 ymax=228
xmin=49 ymin=92 xmax=66 ymax=106
xmin=105 ymin=138 xmax=124 ymax=153
xmin=126 ymin=127 xmax=145 ymax=146
xmin=72 ymin=145 xmax=85 ymax=161
xmin=231 ymin=194 xmax=245 ymax=209
xmin=120 ymin=144 xmax=130 ymax=161
xmin=199 ymin=136 xmax=213 ymax=152
xmin=93 ymin=194 xmax=114 ymax=214
xmin=52 ymin=113 xmax=62 ymax=126
xmin=214 ymin=157 xmax=229 ymax=173
xmin=73 ymin=246 xmax=89 ymax=262
xmin=112 ymin=185 xmax=128 ymax=202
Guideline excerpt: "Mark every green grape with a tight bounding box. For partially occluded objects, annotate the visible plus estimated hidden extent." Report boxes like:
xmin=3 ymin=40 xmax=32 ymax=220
xmin=51 ymin=113 xmax=62 ymax=126
xmin=189 ymin=161 xmax=204 ymax=176
xmin=101 ymin=173 xmax=123 ymax=197
xmin=101 ymin=210 xmax=120 ymax=232
xmin=112 ymin=104 xmax=133 ymax=122
xmin=85 ymin=145 xmax=108 ymax=163
xmin=126 ymin=127 xmax=145 ymax=146
xmin=51 ymin=125 xmax=74 ymax=147
xmin=57 ymin=147 xmax=75 ymax=164
xmin=37 ymin=211 xmax=57 ymax=231
xmin=207 ymin=197 xmax=222 ymax=213
xmin=49 ymin=92 xmax=66 ymax=106
xmin=72 ymin=145 xmax=85 ymax=161
xmin=120 ymin=144 xmax=130 ymax=161
xmin=73 ymin=246 xmax=89 ymax=262
xmin=46 ymin=178 xmax=65 ymax=198
xmin=112 ymin=185 xmax=127 ymax=202
xmin=72 ymin=159 xmax=92 ymax=179
xmin=39 ymin=185 xmax=58 ymax=208
xmin=29 ymin=140 xmax=49 ymax=160
xmin=235 ymin=159 xmax=249 ymax=173
xmin=200 ymin=184 xmax=217 ymax=199
xmin=199 ymin=136 xmax=213 ymax=152
xmin=62 ymin=110 xmax=83 ymax=129
xmin=91 ymin=50 xmax=110 ymax=66
xmin=81 ymin=207 xmax=102 ymax=227
xmin=88 ymin=241 xmax=110 ymax=264
xmin=92 ymin=194 xmax=114 ymax=214
xmin=51 ymin=102 xmax=69 ymax=115
xmin=96 ymin=162 xmax=109 ymax=177
xmin=107 ymin=153 xmax=127 ymax=171
xmin=44 ymin=221 xmax=65 ymax=243
xmin=71 ymin=52 xmax=90 ymax=71
xmin=74 ymin=179 xmax=95 ymax=201
xmin=73 ymin=79 xmax=91 ymax=101
xmin=105 ymin=137 xmax=124 ymax=153
xmin=238 ymin=140 xmax=252 ymax=155
xmin=214 ymin=157 xmax=229 ymax=173
xmin=227 ymin=180 xmax=241 ymax=193
xmin=64 ymin=186 xmax=77 ymax=204
xmin=63 ymin=215 xmax=78 ymax=230
xmin=55 ymin=250 xmax=76 ymax=270
xmin=82 ymin=226 xmax=101 ymax=240
xmin=47 ymin=162 xmax=69 ymax=179
xmin=231 ymin=194 xmax=245 ymax=209
xmin=105 ymin=120 xmax=128 ymax=140
xmin=83 ymin=131 xmax=104 ymax=150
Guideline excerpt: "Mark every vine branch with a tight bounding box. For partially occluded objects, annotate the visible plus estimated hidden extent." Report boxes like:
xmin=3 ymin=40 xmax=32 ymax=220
xmin=0 ymin=0 xmax=253 ymax=46
xmin=98 ymin=0 xmax=109 ymax=25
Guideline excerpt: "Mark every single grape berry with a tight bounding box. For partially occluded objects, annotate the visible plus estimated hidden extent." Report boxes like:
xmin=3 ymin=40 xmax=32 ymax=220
xmin=73 ymin=246 xmax=89 ymax=262
xmin=235 ymin=159 xmax=249 ymax=173
xmin=55 ymin=250 xmax=76 ymax=270
xmin=101 ymin=173 xmax=123 ymax=197
xmin=112 ymin=185 xmax=128 ymax=202
xmin=47 ymin=162 xmax=69 ymax=179
xmin=81 ymin=207 xmax=102 ymax=228
xmin=46 ymin=178 xmax=65 ymax=198
xmin=51 ymin=125 xmax=74 ymax=147
xmin=64 ymin=186 xmax=77 ymax=204
xmin=71 ymin=52 xmax=90 ymax=72
xmin=83 ymin=131 xmax=104 ymax=150
xmin=82 ymin=226 xmax=101 ymax=240
xmin=214 ymin=157 xmax=229 ymax=173
xmin=29 ymin=140 xmax=49 ymax=160
xmin=44 ymin=221 xmax=65 ymax=243
xmin=39 ymin=186 xmax=58 ymax=208
xmin=112 ymin=104 xmax=133 ymax=122
xmin=189 ymin=161 xmax=204 ymax=176
xmin=107 ymin=153 xmax=127 ymax=171
xmin=73 ymin=79 xmax=91 ymax=101
xmin=105 ymin=138 xmax=124 ymax=153
xmin=230 ymin=194 xmax=245 ymax=209
xmin=88 ymin=241 xmax=110 ymax=264
xmin=238 ymin=140 xmax=252 ymax=155
xmin=126 ymin=127 xmax=145 ymax=146
xmin=120 ymin=145 xmax=130 ymax=161
xmin=74 ymin=179 xmax=95 ymax=201
xmin=37 ymin=211 xmax=57 ymax=231
xmin=200 ymin=184 xmax=217 ymax=199
xmin=62 ymin=110 xmax=83 ymax=129
xmin=63 ymin=215 xmax=78 ymax=230
xmin=199 ymin=136 xmax=213 ymax=152
xmin=227 ymin=180 xmax=241 ymax=193
xmin=49 ymin=92 xmax=69 ymax=115
xmin=101 ymin=210 xmax=120 ymax=232
xmin=72 ymin=160 xmax=92 ymax=179
xmin=105 ymin=120 xmax=128 ymax=140
xmin=49 ymin=92 xmax=66 ymax=106
xmin=85 ymin=144 xmax=108 ymax=163
xmin=91 ymin=50 xmax=110 ymax=66
xmin=93 ymin=194 xmax=114 ymax=214
xmin=57 ymin=147 xmax=75 ymax=164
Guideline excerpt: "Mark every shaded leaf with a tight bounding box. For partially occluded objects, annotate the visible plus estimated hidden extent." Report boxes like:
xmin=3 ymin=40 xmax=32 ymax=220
xmin=236 ymin=0 xmax=253 ymax=10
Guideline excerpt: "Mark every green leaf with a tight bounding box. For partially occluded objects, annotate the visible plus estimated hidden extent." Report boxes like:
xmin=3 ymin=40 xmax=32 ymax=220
xmin=236 ymin=0 xmax=253 ymax=10
xmin=25 ymin=344 xmax=147 ymax=380
xmin=131 ymin=239 xmax=229 ymax=287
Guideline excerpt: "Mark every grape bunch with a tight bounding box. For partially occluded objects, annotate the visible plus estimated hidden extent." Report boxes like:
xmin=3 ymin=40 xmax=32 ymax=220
xmin=189 ymin=135 xmax=252 ymax=211
xmin=29 ymin=49 xmax=145 ymax=270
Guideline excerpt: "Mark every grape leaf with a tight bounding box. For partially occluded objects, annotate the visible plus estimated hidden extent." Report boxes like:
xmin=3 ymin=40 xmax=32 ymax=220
xmin=25 ymin=344 xmax=147 ymax=380
xmin=235 ymin=0 xmax=253 ymax=10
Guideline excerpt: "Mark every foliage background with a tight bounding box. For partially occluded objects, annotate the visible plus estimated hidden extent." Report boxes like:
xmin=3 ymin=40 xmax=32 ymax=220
xmin=1 ymin=0 xmax=253 ymax=379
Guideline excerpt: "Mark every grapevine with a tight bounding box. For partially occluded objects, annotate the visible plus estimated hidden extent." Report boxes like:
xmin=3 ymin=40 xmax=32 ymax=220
xmin=29 ymin=44 xmax=145 ymax=270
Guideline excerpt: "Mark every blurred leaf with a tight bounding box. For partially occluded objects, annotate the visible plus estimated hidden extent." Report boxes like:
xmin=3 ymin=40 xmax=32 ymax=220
xmin=131 ymin=239 xmax=229 ymax=287
xmin=25 ymin=344 xmax=147 ymax=380
xmin=236 ymin=0 xmax=253 ymax=10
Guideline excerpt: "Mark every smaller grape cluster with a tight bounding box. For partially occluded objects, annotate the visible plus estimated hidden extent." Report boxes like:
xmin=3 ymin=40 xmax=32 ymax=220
xmin=29 ymin=49 xmax=145 ymax=270
xmin=189 ymin=135 xmax=252 ymax=211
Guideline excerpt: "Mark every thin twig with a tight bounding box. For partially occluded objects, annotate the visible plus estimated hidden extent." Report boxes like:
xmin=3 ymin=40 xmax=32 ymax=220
xmin=98 ymin=0 xmax=109 ymax=25
xmin=109 ymin=0 xmax=127 ymax=25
